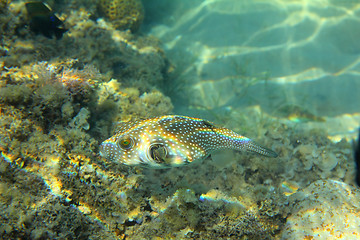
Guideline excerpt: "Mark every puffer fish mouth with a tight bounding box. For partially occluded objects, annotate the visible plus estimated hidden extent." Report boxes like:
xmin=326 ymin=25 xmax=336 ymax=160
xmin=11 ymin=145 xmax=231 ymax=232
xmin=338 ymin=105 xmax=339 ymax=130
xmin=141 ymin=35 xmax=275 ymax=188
xmin=99 ymin=143 xmax=107 ymax=158
xmin=99 ymin=142 xmax=118 ymax=161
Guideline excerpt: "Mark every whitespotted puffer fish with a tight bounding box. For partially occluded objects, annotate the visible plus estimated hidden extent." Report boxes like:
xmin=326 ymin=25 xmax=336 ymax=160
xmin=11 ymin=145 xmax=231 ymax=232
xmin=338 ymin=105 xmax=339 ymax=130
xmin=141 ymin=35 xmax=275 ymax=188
xmin=99 ymin=115 xmax=278 ymax=168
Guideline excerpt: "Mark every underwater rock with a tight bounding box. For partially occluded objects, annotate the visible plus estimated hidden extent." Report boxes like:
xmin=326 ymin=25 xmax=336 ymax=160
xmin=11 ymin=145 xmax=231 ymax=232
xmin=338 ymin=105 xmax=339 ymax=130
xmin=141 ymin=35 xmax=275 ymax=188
xmin=282 ymin=179 xmax=360 ymax=239
xmin=3 ymin=2 xmax=167 ymax=94
xmin=98 ymin=0 xmax=144 ymax=32
xmin=96 ymin=81 xmax=173 ymax=125
xmin=276 ymin=104 xmax=325 ymax=123
xmin=0 ymin=0 xmax=10 ymax=12
xmin=69 ymin=107 xmax=90 ymax=130
xmin=354 ymin=129 xmax=360 ymax=186
xmin=134 ymin=188 xmax=284 ymax=239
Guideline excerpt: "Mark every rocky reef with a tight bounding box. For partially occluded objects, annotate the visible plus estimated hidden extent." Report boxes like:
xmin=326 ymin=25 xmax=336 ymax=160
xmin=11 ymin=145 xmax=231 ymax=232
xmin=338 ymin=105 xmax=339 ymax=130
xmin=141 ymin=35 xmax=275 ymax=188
xmin=0 ymin=1 xmax=358 ymax=239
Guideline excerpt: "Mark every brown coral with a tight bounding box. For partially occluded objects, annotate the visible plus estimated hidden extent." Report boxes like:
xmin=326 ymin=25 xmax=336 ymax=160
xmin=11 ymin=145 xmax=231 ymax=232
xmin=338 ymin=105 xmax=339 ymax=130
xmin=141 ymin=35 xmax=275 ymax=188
xmin=98 ymin=0 xmax=144 ymax=32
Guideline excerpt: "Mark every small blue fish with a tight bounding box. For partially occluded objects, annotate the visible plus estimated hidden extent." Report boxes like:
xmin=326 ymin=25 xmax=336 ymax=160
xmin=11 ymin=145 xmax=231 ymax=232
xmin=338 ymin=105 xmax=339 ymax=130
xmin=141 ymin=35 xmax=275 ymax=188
xmin=100 ymin=115 xmax=277 ymax=168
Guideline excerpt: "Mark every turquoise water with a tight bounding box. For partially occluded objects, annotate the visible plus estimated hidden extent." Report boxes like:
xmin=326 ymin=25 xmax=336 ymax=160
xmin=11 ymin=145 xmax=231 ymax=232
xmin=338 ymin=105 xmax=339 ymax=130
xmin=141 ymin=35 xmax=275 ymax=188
xmin=144 ymin=0 xmax=360 ymax=136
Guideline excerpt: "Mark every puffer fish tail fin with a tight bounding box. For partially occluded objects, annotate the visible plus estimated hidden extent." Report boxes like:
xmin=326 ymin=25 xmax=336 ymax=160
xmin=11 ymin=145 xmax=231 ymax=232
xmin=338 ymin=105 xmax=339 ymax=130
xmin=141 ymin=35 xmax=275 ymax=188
xmin=211 ymin=127 xmax=278 ymax=158
xmin=245 ymin=140 xmax=278 ymax=158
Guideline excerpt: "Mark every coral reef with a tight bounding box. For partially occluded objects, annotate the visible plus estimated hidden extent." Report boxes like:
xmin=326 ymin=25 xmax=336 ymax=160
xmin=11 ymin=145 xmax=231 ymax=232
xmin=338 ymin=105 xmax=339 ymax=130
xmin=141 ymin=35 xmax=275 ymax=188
xmin=0 ymin=1 xmax=172 ymax=239
xmin=0 ymin=66 xmax=355 ymax=239
xmin=2 ymin=1 xmax=167 ymax=93
xmin=98 ymin=0 xmax=145 ymax=32
xmin=0 ymin=59 xmax=174 ymax=238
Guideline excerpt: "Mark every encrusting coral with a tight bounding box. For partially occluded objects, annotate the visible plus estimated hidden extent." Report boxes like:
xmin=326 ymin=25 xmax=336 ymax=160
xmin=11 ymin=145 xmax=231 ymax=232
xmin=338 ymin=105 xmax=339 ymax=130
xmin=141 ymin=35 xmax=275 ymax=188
xmin=98 ymin=0 xmax=145 ymax=32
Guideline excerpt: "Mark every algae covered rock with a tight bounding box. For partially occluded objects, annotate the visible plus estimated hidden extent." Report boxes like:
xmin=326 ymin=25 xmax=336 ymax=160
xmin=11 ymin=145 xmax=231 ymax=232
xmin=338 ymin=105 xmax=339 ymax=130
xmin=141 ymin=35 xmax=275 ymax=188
xmin=98 ymin=0 xmax=144 ymax=32
xmin=0 ymin=0 xmax=10 ymax=11
xmin=282 ymin=179 xmax=360 ymax=239
xmin=0 ymin=59 xmax=173 ymax=239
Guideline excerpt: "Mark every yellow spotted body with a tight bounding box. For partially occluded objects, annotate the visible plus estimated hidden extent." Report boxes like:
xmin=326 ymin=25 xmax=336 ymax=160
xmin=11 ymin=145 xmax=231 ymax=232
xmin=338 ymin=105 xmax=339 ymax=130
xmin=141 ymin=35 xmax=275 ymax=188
xmin=100 ymin=115 xmax=277 ymax=168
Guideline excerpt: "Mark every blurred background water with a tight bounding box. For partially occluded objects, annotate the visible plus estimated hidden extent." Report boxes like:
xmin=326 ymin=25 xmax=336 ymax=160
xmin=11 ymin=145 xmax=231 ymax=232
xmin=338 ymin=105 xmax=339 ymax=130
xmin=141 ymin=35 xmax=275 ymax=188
xmin=143 ymin=0 xmax=360 ymax=139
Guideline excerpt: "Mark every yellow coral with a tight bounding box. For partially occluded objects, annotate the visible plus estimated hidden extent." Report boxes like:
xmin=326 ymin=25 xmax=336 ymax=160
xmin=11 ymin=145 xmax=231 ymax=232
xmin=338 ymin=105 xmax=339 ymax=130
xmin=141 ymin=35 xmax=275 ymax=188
xmin=99 ymin=0 xmax=144 ymax=32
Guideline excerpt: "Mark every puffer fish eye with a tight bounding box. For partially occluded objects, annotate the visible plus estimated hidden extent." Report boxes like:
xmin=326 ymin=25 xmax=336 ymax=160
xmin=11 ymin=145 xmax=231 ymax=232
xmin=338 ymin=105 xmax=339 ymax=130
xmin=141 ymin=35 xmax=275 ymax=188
xmin=118 ymin=137 xmax=134 ymax=149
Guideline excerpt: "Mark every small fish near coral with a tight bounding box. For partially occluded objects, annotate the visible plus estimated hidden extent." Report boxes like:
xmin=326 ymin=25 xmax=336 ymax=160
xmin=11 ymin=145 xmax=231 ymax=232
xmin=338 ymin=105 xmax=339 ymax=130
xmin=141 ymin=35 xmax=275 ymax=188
xmin=25 ymin=1 xmax=67 ymax=39
xmin=100 ymin=115 xmax=278 ymax=168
